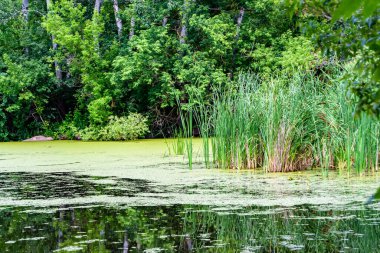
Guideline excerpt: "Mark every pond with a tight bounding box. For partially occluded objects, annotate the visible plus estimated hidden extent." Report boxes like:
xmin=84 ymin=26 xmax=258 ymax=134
xmin=0 ymin=140 xmax=379 ymax=252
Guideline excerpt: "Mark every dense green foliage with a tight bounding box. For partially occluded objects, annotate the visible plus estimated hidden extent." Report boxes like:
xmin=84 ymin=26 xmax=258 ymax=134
xmin=0 ymin=0 xmax=379 ymax=172
xmin=80 ymin=113 xmax=149 ymax=141
xmin=0 ymin=0 xmax=329 ymax=141
xmin=286 ymin=0 xmax=380 ymax=114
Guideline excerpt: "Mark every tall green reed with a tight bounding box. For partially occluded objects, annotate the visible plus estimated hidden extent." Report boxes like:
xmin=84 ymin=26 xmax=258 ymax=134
xmin=188 ymin=70 xmax=379 ymax=173
xmin=177 ymin=96 xmax=194 ymax=169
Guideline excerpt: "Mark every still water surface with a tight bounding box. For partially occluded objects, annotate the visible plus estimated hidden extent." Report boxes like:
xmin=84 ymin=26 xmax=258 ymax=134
xmin=0 ymin=141 xmax=379 ymax=252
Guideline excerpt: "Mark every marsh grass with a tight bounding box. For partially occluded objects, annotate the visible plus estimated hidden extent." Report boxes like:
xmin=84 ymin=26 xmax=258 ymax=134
xmin=187 ymin=71 xmax=379 ymax=173
xmin=173 ymin=129 xmax=186 ymax=155
xmin=177 ymin=97 xmax=194 ymax=169
xmin=163 ymin=128 xmax=185 ymax=156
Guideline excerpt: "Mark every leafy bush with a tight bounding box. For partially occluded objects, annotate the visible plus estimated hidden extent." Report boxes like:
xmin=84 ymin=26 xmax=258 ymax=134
xmin=80 ymin=113 xmax=149 ymax=141
xmin=279 ymin=36 xmax=319 ymax=73
xmin=88 ymin=97 xmax=112 ymax=126
xmin=54 ymin=121 xmax=79 ymax=140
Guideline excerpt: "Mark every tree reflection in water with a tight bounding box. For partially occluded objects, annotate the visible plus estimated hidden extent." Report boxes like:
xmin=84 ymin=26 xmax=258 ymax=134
xmin=0 ymin=204 xmax=379 ymax=252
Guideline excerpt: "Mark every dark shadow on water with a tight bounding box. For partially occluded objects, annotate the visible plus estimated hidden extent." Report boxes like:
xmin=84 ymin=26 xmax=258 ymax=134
xmin=0 ymin=203 xmax=379 ymax=252
xmin=0 ymin=172 xmax=261 ymax=200
xmin=0 ymin=172 xmax=155 ymax=199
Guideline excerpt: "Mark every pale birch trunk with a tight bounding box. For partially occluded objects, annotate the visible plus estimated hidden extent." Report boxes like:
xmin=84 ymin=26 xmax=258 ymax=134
xmin=129 ymin=17 xmax=135 ymax=40
xmin=94 ymin=0 xmax=102 ymax=13
xmin=113 ymin=0 xmax=123 ymax=38
xmin=162 ymin=16 xmax=168 ymax=26
xmin=22 ymin=0 xmax=29 ymax=21
xmin=179 ymin=23 xmax=187 ymax=44
xmin=123 ymin=233 xmax=129 ymax=253
xmin=231 ymin=7 xmax=245 ymax=80
xmin=235 ymin=8 xmax=245 ymax=44
xmin=93 ymin=0 xmax=103 ymax=51
xmin=179 ymin=0 xmax=189 ymax=44
xmin=52 ymin=36 xmax=63 ymax=81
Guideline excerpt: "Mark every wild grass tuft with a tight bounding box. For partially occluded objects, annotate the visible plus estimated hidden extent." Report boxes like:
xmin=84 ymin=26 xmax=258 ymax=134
xmin=189 ymin=70 xmax=379 ymax=173
xmin=177 ymin=97 xmax=194 ymax=170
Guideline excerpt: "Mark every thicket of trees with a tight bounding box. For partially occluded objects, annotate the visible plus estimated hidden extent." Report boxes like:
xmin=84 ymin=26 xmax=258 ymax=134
xmin=0 ymin=0 xmax=378 ymax=140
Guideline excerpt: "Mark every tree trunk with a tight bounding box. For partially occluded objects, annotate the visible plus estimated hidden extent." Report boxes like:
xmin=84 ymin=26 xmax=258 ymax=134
xmin=162 ymin=16 xmax=168 ymax=26
xmin=113 ymin=0 xmax=123 ymax=38
xmin=22 ymin=0 xmax=29 ymax=54
xmin=179 ymin=0 xmax=189 ymax=44
xmin=123 ymin=233 xmax=129 ymax=253
xmin=93 ymin=0 xmax=103 ymax=52
xmin=179 ymin=24 xmax=187 ymax=44
xmin=231 ymin=7 xmax=245 ymax=80
xmin=94 ymin=0 xmax=102 ymax=13
xmin=52 ymin=36 xmax=63 ymax=81
xmin=46 ymin=0 xmax=63 ymax=82
xmin=129 ymin=17 xmax=135 ymax=40
xmin=236 ymin=8 xmax=244 ymax=37
xmin=22 ymin=0 xmax=29 ymax=21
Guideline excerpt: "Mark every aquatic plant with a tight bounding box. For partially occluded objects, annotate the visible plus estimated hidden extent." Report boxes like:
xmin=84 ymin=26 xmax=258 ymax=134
xmin=164 ymin=128 xmax=186 ymax=156
xmin=177 ymin=97 xmax=194 ymax=169
xmin=190 ymin=70 xmax=379 ymax=172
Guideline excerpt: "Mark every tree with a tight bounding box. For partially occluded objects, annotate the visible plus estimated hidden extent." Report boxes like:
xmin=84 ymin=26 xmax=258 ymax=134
xmin=94 ymin=0 xmax=102 ymax=13
xmin=179 ymin=0 xmax=189 ymax=44
xmin=46 ymin=0 xmax=63 ymax=82
xmin=22 ymin=0 xmax=29 ymax=54
xmin=113 ymin=0 xmax=122 ymax=38
xmin=286 ymin=0 xmax=380 ymax=115
xmin=1 ymin=0 xmax=317 ymax=139
xmin=21 ymin=0 xmax=29 ymax=22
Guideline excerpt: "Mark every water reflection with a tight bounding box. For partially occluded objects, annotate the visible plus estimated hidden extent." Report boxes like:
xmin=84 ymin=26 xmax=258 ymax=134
xmin=0 ymin=204 xmax=379 ymax=252
xmin=0 ymin=172 xmax=154 ymax=199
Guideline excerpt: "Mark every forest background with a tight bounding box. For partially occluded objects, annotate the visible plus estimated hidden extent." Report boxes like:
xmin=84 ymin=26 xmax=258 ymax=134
xmin=0 ymin=0 xmax=379 ymax=141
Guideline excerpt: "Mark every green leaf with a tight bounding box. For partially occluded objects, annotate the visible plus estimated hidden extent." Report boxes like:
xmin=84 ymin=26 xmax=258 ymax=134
xmin=373 ymin=68 xmax=380 ymax=82
xmin=375 ymin=187 xmax=380 ymax=200
xmin=332 ymin=0 xmax=362 ymax=22
xmin=363 ymin=0 xmax=380 ymax=18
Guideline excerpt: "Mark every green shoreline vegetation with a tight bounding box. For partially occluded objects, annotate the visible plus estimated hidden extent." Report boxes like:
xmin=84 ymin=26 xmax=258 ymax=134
xmin=1 ymin=2 xmax=380 ymax=251
xmin=0 ymin=0 xmax=379 ymax=173
xmin=185 ymin=70 xmax=380 ymax=173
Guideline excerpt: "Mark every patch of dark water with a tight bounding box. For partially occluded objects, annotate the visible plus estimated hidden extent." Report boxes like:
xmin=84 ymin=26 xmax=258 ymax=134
xmin=0 ymin=203 xmax=379 ymax=252
xmin=0 ymin=172 xmax=157 ymax=199
xmin=0 ymin=172 xmax=266 ymax=200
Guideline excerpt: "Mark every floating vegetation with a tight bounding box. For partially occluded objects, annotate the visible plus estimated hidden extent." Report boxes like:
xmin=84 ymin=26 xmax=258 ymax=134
xmin=0 ymin=142 xmax=379 ymax=252
xmin=53 ymin=246 xmax=84 ymax=252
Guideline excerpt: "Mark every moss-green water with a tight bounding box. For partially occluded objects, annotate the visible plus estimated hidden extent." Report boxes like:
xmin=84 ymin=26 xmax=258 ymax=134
xmin=0 ymin=140 xmax=379 ymax=252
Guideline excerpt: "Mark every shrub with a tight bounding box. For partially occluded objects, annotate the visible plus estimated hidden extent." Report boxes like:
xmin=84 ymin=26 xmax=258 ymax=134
xmin=88 ymin=97 xmax=112 ymax=126
xmin=80 ymin=113 xmax=149 ymax=141
xmin=56 ymin=121 xmax=79 ymax=140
